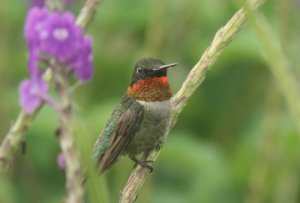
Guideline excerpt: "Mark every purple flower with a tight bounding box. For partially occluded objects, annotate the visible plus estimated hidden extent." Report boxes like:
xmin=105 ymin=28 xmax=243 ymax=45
xmin=73 ymin=36 xmax=93 ymax=81
xmin=19 ymin=78 xmax=48 ymax=114
xmin=24 ymin=7 xmax=93 ymax=81
xmin=24 ymin=7 xmax=48 ymax=49
xmin=39 ymin=12 xmax=83 ymax=62
xmin=57 ymin=153 xmax=66 ymax=170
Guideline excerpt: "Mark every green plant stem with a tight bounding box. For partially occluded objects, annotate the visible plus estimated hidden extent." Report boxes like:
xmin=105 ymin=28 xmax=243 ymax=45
xmin=119 ymin=0 xmax=267 ymax=202
xmin=244 ymin=85 xmax=280 ymax=203
xmin=245 ymin=6 xmax=300 ymax=133
xmin=52 ymin=62 xmax=84 ymax=203
xmin=245 ymin=8 xmax=300 ymax=202
xmin=76 ymin=0 xmax=101 ymax=29
xmin=0 ymin=111 xmax=34 ymax=175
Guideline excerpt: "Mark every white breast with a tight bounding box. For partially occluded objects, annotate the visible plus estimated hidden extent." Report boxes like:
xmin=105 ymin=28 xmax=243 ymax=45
xmin=137 ymin=100 xmax=173 ymax=119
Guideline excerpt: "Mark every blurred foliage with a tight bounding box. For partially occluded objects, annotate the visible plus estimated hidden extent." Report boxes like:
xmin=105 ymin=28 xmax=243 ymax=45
xmin=1 ymin=0 xmax=300 ymax=202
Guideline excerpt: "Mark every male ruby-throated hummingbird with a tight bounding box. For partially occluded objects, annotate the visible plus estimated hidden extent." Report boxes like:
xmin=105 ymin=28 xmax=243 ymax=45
xmin=93 ymin=57 xmax=177 ymax=172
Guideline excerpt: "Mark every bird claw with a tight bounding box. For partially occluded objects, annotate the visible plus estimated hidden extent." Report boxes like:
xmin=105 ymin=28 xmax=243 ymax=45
xmin=155 ymin=144 xmax=161 ymax=151
xmin=131 ymin=157 xmax=154 ymax=172
xmin=137 ymin=160 xmax=154 ymax=172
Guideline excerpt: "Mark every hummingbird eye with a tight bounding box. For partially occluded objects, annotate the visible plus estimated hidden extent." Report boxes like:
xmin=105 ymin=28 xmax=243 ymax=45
xmin=137 ymin=67 xmax=143 ymax=74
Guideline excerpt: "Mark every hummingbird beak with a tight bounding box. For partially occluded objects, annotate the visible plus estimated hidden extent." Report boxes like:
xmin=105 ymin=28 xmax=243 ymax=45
xmin=153 ymin=63 xmax=178 ymax=71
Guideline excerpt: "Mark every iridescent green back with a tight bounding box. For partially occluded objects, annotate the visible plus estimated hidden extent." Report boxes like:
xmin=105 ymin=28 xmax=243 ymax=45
xmin=93 ymin=94 xmax=133 ymax=161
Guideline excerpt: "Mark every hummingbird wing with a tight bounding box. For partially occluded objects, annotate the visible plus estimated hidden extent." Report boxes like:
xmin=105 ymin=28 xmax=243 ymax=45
xmin=93 ymin=94 xmax=144 ymax=172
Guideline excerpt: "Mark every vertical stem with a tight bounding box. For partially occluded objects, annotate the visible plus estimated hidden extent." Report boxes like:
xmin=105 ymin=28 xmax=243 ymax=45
xmin=246 ymin=6 xmax=300 ymax=133
xmin=53 ymin=64 xmax=83 ymax=203
xmin=244 ymin=85 xmax=281 ymax=203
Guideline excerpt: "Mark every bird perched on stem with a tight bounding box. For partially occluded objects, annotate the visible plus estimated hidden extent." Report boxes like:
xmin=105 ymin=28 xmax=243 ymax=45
xmin=93 ymin=57 xmax=177 ymax=172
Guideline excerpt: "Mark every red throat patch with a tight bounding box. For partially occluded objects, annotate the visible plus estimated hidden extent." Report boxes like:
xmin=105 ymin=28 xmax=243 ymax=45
xmin=127 ymin=76 xmax=172 ymax=101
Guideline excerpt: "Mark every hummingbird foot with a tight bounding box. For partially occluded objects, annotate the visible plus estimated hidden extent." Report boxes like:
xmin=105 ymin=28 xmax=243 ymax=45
xmin=155 ymin=144 xmax=161 ymax=151
xmin=130 ymin=156 xmax=154 ymax=172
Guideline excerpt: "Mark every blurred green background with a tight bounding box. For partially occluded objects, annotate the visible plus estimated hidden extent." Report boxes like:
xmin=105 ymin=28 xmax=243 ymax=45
xmin=1 ymin=0 xmax=300 ymax=202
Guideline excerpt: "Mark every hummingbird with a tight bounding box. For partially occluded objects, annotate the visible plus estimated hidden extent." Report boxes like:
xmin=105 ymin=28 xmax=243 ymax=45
xmin=93 ymin=57 xmax=177 ymax=173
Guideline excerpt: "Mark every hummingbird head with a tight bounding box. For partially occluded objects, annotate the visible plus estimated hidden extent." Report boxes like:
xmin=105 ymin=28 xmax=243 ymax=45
xmin=127 ymin=57 xmax=177 ymax=102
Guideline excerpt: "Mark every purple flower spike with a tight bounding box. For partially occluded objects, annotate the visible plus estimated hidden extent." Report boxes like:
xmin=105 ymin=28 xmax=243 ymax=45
xmin=39 ymin=12 xmax=83 ymax=62
xmin=57 ymin=153 xmax=66 ymax=170
xmin=19 ymin=78 xmax=48 ymax=114
xmin=24 ymin=7 xmax=48 ymax=49
xmin=74 ymin=36 xmax=93 ymax=81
